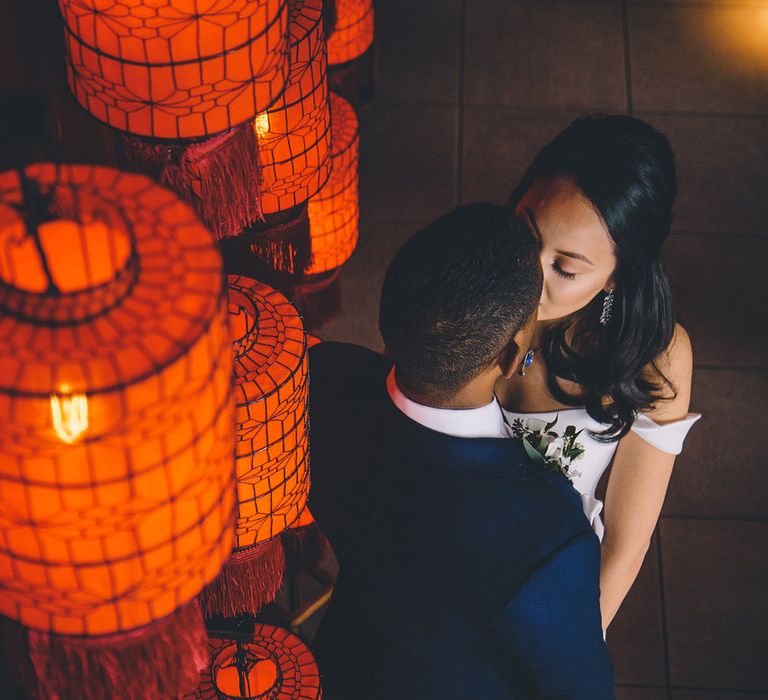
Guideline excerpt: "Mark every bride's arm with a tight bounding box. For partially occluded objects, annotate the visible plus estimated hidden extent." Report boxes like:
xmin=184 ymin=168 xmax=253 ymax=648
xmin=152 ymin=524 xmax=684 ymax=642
xmin=599 ymin=324 xmax=694 ymax=631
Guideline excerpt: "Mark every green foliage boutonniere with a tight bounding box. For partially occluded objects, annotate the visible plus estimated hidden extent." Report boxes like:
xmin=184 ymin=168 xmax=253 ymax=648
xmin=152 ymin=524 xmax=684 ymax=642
xmin=509 ymin=416 xmax=586 ymax=479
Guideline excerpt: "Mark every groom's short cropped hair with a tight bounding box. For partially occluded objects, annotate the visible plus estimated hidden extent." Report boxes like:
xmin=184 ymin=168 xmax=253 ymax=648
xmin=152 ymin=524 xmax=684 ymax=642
xmin=379 ymin=203 xmax=542 ymax=397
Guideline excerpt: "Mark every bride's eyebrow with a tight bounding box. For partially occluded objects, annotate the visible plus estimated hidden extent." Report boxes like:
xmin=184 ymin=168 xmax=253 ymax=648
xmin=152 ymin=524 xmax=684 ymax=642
xmin=556 ymin=250 xmax=594 ymax=266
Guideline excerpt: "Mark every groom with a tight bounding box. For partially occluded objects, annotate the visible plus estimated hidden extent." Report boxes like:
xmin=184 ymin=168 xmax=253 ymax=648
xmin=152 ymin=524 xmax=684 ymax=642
xmin=308 ymin=204 xmax=614 ymax=699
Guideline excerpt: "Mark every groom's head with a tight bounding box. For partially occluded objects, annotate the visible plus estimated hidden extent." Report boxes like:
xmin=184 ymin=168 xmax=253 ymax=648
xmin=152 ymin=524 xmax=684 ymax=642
xmin=379 ymin=203 xmax=542 ymax=403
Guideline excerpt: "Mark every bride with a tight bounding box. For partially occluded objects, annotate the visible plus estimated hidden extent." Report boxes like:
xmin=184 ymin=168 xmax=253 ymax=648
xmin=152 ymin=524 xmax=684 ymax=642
xmin=496 ymin=115 xmax=700 ymax=633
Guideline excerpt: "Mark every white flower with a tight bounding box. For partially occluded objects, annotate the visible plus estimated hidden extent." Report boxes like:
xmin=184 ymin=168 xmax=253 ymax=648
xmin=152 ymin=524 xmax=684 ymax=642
xmin=525 ymin=418 xmax=548 ymax=433
xmin=545 ymin=437 xmax=565 ymax=461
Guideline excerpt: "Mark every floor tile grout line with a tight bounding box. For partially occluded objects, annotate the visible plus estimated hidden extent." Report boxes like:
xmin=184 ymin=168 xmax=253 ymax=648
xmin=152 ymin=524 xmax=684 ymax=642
xmin=373 ymin=96 xmax=768 ymax=122
xmin=654 ymin=527 xmax=674 ymax=698
xmin=456 ymin=0 xmax=467 ymax=206
xmin=621 ymin=0 xmax=634 ymax=115
xmin=661 ymin=514 xmax=768 ymax=523
xmin=671 ymin=230 xmax=768 ymax=240
xmin=457 ymin=103 xmax=768 ymax=120
xmin=615 ymin=684 xmax=768 ymax=694
xmin=359 ymin=219 xmax=768 ymax=242
xmin=635 ymin=109 xmax=768 ymax=120
xmin=691 ymin=364 xmax=768 ymax=373
xmin=668 ymin=685 xmax=768 ymax=694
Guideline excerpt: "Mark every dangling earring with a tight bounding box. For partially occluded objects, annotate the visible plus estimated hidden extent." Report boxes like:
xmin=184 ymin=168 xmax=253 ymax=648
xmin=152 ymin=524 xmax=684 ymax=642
xmin=600 ymin=288 xmax=615 ymax=327
xmin=519 ymin=348 xmax=535 ymax=376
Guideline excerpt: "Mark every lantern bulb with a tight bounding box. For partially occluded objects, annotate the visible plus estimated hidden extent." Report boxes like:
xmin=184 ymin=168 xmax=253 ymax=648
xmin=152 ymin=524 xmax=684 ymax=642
xmin=50 ymin=392 xmax=89 ymax=443
xmin=254 ymin=112 xmax=271 ymax=138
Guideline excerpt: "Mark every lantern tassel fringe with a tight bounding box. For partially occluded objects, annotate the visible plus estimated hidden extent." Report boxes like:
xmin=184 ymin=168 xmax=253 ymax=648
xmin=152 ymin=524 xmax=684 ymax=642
xmin=122 ymin=124 xmax=264 ymax=238
xmin=5 ymin=600 xmax=208 ymax=700
xmin=220 ymin=206 xmax=313 ymax=291
xmin=246 ymin=210 xmax=313 ymax=277
xmin=200 ymin=538 xmax=286 ymax=618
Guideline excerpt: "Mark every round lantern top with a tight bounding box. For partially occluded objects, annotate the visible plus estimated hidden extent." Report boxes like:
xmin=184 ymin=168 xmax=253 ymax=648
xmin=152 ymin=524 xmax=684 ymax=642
xmin=188 ymin=626 xmax=322 ymax=699
xmin=61 ymin=0 xmax=290 ymax=138
xmin=0 ymin=164 xmax=224 ymax=398
xmin=228 ymin=275 xmax=306 ymax=406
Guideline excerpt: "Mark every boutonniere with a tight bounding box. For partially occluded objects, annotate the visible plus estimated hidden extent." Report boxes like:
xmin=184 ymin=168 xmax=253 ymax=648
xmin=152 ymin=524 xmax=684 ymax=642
xmin=510 ymin=416 xmax=585 ymax=479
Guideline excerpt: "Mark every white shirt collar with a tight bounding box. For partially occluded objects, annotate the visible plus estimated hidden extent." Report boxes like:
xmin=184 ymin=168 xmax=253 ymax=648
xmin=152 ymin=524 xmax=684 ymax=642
xmin=386 ymin=367 xmax=508 ymax=439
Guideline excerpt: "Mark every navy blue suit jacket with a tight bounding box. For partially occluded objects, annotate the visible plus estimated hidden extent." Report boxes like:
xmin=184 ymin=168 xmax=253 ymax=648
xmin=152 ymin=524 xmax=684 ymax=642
xmin=308 ymin=342 xmax=614 ymax=699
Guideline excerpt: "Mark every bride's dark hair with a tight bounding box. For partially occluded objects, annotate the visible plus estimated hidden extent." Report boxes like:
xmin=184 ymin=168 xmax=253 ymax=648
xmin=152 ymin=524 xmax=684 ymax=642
xmin=508 ymin=114 xmax=678 ymax=440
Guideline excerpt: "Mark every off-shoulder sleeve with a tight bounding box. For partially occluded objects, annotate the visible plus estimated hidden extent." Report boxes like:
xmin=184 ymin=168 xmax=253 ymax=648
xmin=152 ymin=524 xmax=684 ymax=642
xmin=630 ymin=413 xmax=701 ymax=455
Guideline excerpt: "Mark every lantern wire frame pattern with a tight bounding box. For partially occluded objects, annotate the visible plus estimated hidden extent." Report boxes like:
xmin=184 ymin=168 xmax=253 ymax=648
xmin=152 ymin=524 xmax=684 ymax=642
xmin=0 ymin=164 xmax=236 ymax=696
xmin=307 ymin=91 xmax=359 ymax=275
xmin=327 ymin=0 xmax=374 ymax=65
xmin=186 ymin=625 xmax=322 ymax=699
xmin=200 ymin=275 xmax=308 ymax=617
xmin=60 ymin=0 xmax=291 ymax=140
xmin=256 ymin=0 xmax=332 ymax=215
xmin=229 ymin=276 xmax=308 ymax=549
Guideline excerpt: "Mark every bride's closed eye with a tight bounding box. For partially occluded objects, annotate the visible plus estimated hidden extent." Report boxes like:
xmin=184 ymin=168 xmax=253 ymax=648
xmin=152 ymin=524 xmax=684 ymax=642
xmin=552 ymin=261 xmax=577 ymax=280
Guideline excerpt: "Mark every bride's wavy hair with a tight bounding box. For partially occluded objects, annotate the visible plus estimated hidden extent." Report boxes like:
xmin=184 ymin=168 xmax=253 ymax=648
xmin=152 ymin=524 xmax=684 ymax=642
xmin=508 ymin=114 xmax=678 ymax=440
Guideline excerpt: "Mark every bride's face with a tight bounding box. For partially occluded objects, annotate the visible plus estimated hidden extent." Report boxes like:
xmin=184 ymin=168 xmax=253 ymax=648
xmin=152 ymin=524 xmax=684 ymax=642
xmin=515 ymin=176 xmax=617 ymax=323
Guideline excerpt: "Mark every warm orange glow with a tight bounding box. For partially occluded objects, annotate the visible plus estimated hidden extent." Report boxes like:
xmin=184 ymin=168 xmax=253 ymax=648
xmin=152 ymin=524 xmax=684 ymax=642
xmin=60 ymin=0 xmax=290 ymax=138
xmin=254 ymin=112 xmax=272 ymax=139
xmin=50 ymin=390 xmax=89 ymax=443
xmin=0 ymin=164 xmax=234 ymax=636
xmin=328 ymin=0 xmax=374 ymax=65
xmin=215 ymin=650 xmax=278 ymax=696
xmin=699 ymin=6 xmax=768 ymax=75
xmin=0 ymin=218 xmax=132 ymax=294
xmin=307 ymin=92 xmax=360 ymax=274
xmin=256 ymin=0 xmax=331 ymax=214
xmin=228 ymin=276 xmax=309 ymax=549
xmin=189 ymin=627 xmax=322 ymax=699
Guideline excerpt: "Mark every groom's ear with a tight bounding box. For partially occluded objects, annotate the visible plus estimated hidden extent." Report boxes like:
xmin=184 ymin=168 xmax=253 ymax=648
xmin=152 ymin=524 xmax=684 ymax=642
xmin=498 ymin=340 xmax=523 ymax=379
xmin=499 ymin=313 xmax=538 ymax=378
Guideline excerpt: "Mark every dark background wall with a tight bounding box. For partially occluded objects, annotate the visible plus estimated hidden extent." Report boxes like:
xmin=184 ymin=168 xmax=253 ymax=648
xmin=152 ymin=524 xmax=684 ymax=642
xmin=1 ymin=1 xmax=766 ymax=698
xmin=318 ymin=1 xmax=768 ymax=698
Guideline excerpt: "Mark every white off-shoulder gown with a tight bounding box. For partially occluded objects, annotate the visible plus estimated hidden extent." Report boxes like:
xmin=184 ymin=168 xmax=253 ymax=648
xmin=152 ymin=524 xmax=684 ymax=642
xmin=500 ymin=408 xmax=701 ymax=540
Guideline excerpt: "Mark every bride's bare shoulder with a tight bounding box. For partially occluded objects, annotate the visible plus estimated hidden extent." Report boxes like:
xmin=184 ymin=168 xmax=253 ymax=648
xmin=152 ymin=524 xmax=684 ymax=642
xmin=644 ymin=323 xmax=694 ymax=420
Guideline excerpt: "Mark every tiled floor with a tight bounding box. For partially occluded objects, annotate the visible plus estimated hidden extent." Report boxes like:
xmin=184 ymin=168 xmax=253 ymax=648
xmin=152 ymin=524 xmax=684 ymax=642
xmin=320 ymin=0 xmax=768 ymax=695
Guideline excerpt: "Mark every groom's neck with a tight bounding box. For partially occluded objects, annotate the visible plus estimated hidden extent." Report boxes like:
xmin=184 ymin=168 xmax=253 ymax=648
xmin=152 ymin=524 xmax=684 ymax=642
xmin=396 ymin=368 xmax=498 ymax=410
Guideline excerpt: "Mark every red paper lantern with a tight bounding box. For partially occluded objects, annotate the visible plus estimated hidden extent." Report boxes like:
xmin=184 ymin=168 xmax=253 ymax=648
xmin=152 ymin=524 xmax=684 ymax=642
xmin=257 ymin=0 xmax=331 ymax=215
xmin=327 ymin=0 xmax=374 ymax=65
xmin=0 ymin=164 xmax=235 ymax=698
xmin=187 ymin=626 xmax=322 ymax=699
xmin=60 ymin=0 xmax=294 ymax=239
xmin=307 ymin=91 xmax=359 ymax=274
xmin=60 ymin=0 xmax=290 ymax=140
xmin=201 ymin=276 xmax=308 ymax=616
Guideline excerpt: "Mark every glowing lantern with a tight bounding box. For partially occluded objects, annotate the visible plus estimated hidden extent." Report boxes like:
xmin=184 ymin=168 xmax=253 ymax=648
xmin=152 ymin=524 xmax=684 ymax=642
xmin=0 ymin=164 xmax=235 ymax=699
xmin=257 ymin=0 xmax=332 ymax=215
xmin=327 ymin=0 xmax=374 ymax=65
xmin=60 ymin=0 xmax=289 ymax=140
xmin=186 ymin=626 xmax=322 ymax=699
xmin=201 ymin=276 xmax=308 ymax=617
xmin=307 ymin=92 xmax=359 ymax=274
xmin=59 ymin=0 xmax=292 ymax=238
